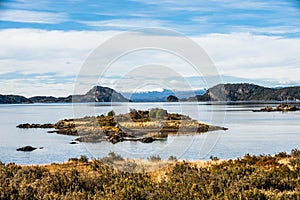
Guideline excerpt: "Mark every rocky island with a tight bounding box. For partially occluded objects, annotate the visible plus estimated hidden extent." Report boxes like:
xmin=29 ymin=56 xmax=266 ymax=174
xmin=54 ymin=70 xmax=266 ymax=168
xmin=17 ymin=108 xmax=227 ymax=144
xmin=253 ymin=104 xmax=300 ymax=112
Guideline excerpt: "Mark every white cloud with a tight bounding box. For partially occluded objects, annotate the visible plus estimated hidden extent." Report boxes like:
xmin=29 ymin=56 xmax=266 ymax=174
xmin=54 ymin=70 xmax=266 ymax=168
xmin=0 ymin=28 xmax=300 ymax=96
xmin=0 ymin=9 xmax=68 ymax=24
xmin=81 ymin=19 xmax=165 ymax=29
xmin=196 ymin=33 xmax=300 ymax=82
xmin=233 ymin=26 xmax=300 ymax=35
xmin=0 ymin=29 xmax=119 ymax=74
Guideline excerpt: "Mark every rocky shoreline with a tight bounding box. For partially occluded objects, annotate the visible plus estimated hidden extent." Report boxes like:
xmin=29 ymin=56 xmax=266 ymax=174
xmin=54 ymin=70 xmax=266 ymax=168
xmin=17 ymin=108 xmax=227 ymax=144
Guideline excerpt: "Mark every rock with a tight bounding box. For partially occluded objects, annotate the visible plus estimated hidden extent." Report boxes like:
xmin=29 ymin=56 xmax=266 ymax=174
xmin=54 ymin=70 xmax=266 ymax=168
xmin=47 ymin=130 xmax=57 ymax=133
xmin=69 ymin=141 xmax=78 ymax=144
xmin=108 ymin=134 xmax=124 ymax=144
xmin=16 ymin=123 xmax=31 ymax=128
xmin=139 ymin=137 xmax=155 ymax=143
xmin=40 ymin=123 xmax=54 ymax=128
xmin=17 ymin=123 xmax=54 ymax=128
xmin=16 ymin=146 xmax=37 ymax=152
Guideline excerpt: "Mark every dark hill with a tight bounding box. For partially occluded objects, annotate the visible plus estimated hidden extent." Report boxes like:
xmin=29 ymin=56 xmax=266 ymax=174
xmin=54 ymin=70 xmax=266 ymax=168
xmin=72 ymin=86 xmax=129 ymax=103
xmin=0 ymin=95 xmax=32 ymax=104
xmin=188 ymin=83 xmax=300 ymax=101
xmin=1 ymin=86 xmax=128 ymax=104
xmin=166 ymin=95 xmax=179 ymax=102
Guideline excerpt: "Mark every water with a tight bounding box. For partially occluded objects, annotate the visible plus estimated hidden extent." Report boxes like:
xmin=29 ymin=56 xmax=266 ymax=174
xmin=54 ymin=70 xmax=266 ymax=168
xmin=0 ymin=102 xmax=299 ymax=164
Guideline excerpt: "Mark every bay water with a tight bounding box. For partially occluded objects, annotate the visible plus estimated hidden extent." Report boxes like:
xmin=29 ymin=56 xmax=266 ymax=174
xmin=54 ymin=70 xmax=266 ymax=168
xmin=0 ymin=102 xmax=299 ymax=164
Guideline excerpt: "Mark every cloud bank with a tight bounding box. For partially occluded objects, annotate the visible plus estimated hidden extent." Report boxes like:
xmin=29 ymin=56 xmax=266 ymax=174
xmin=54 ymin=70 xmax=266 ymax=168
xmin=0 ymin=29 xmax=299 ymax=96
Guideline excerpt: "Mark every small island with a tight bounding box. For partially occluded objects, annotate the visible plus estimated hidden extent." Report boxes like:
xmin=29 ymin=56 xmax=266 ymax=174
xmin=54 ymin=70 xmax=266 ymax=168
xmin=253 ymin=104 xmax=300 ymax=112
xmin=17 ymin=108 xmax=227 ymax=144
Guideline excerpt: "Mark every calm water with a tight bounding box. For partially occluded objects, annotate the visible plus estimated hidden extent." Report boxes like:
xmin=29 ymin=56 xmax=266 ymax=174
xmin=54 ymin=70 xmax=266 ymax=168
xmin=0 ymin=102 xmax=299 ymax=164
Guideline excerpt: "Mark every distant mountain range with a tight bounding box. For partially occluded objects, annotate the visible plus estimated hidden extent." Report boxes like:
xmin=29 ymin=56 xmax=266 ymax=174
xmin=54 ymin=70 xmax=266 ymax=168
xmin=0 ymin=86 xmax=128 ymax=104
xmin=187 ymin=83 xmax=300 ymax=102
xmin=122 ymin=89 xmax=206 ymax=102
xmin=1 ymin=83 xmax=300 ymax=104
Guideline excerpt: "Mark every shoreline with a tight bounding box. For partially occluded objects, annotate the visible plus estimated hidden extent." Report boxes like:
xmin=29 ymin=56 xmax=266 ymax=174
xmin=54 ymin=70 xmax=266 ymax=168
xmin=5 ymin=149 xmax=295 ymax=167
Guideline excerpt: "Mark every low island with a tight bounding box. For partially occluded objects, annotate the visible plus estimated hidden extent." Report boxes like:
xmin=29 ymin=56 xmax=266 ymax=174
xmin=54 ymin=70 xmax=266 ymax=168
xmin=253 ymin=104 xmax=300 ymax=112
xmin=17 ymin=108 xmax=227 ymax=144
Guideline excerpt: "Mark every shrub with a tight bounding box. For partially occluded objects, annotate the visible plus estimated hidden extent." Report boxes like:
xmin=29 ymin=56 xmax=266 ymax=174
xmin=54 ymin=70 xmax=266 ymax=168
xmin=100 ymin=151 xmax=124 ymax=164
xmin=129 ymin=109 xmax=140 ymax=120
xmin=78 ymin=155 xmax=88 ymax=163
xmin=147 ymin=155 xmax=161 ymax=162
xmin=149 ymin=108 xmax=158 ymax=119
xmin=107 ymin=151 xmax=124 ymax=161
xmin=275 ymin=151 xmax=289 ymax=158
xmin=0 ymin=152 xmax=299 ymax=199
xmin=149 ymin=108 xmax=168 ymax=120
xmin=210 ymin=155 xmax=219 ymax=161
xmin=107 ymin=110 xmax=115 ymax=117
xmin=168 ymin=156 xmax=178 ymax=161
xmin=291 ymin=149 xmax=300 ymax=157
xmin=68 ymin=158 xmax=79 ymax=162
xmin=156 ymin=109 xmax=167 ymax=119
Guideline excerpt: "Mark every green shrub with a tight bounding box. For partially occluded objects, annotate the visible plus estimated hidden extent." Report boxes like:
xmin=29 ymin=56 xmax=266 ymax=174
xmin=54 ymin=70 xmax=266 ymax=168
xmin=156 ymin=109 xmax=167 ymax=119
xmin=107 ymin=110 xmax=115 ymax=117
xmin=168 ymin=156 xmax=178 ymax=161
xmin=291 ymin=148 xmax=300 ymax=157
xmin=68 ymin=158 xmax=79 ymax=162
xmin=78 ymin=155 xmax=88 ymax=163
xmin=100 ymin=151 xmax=124 ymax=164
xmin=147 ymin=155 xmax=161 ymax=162
xmin=149 ymin=108 xmax=158 ymax=119
xmin=275 ymin=151 xmax=289 ymax=158
xmin=107 ymin=151 xmax=124 ymax=161
xmin=129 ymin=109 xmax=139 ymax=120
xmin=210 ymin=155 xmax=219 ymax=161
xmin=149 ymin=108 xmax=168 ymax=120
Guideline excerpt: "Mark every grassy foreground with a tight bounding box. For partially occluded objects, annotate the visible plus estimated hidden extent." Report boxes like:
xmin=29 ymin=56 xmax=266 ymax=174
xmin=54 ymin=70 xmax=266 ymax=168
xmin=1 ymin=150 xmax=300 ymax=199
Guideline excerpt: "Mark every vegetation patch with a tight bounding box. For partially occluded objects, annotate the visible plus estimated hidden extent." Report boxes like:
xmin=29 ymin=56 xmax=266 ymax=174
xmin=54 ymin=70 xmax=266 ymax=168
xmin=1 ymin=150 xmax=300 ymax=199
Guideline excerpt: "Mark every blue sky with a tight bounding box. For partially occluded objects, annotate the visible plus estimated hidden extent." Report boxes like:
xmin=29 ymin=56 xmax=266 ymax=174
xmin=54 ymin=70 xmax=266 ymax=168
xmin=0 ymin=0 xmax=300 ymax=96
xmin=1 ymin=0 xmax=299 ymax=36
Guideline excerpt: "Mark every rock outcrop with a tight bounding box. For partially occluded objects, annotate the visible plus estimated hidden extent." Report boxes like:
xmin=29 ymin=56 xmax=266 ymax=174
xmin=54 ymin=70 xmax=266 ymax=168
xmin=17 ymin=123 xmax=54 ymax=128
xmin=16 ymin=146 xmax=37 ymax=152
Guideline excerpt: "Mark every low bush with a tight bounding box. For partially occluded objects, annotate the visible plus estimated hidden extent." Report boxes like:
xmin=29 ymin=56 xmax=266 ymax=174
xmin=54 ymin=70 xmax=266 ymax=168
xmin=147 ymin=155 xmax=161 ymax=162
xmin=0 ymin=152 xmax=299 ymax=199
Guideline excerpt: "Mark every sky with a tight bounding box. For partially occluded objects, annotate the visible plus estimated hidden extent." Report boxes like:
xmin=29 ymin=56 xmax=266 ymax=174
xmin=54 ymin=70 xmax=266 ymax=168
xmin=0 ymin=0 xmax=300 ymax=96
